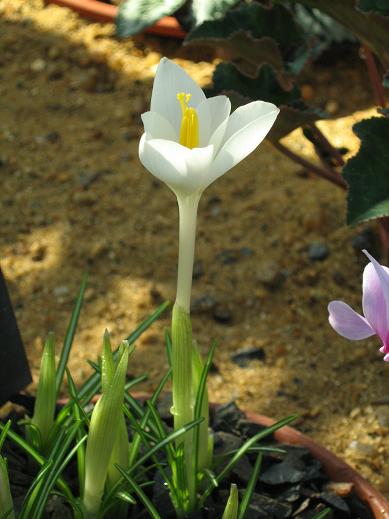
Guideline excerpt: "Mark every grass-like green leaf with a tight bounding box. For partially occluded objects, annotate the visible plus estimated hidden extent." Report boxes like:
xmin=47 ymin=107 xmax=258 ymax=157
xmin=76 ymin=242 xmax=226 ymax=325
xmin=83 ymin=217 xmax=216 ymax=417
xmin=238 ymin=453 xmax=262 ymax=519
xmin=0 ymin=456 xmax=14 ymax=519
xmin=56 ymin=274 xmax=88 ymax=397
xmin=19 ymin=421 xmax=82 ymax=519
xmin=105 ymin=417 xmax=203 ymax=504
xmin=164 ymin=328 xmax=172 ymax=368
xmin=192 ymin=340 xmax=217 ymax=481
xmin=0 ymin=423 xmax=74 ymax=501
xmin=222 ymin=483 xmax=239 ymax=519
xmin=115 ymin=465 xmax=162 ymax=519
xmin=312 ymin=508 xmax=331 ymax=519
xmin=78 ymin=301 xmax=169 ymax=401
xmin=0 ymin=421 xmax=11 ymax=451
xmin=200 ymin=415 xmax=297 ymax=504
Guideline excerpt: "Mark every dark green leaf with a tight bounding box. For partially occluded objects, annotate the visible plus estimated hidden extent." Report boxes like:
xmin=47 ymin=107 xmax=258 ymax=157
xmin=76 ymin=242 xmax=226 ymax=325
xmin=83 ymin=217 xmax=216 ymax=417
xmin=343 ymin=117 xmax=389 ymax=224
xmin=210 ymin=63 xmax=324 ymax=141
xmin=357 ymin=0 xmax=389 ymax=17
xmin=187 ymin=3 xmax=305 ymax=87
xmin=117 ymin=0 xmax=186 ymax=38
xmin=115 ymin=466 xmax=162 ymax=519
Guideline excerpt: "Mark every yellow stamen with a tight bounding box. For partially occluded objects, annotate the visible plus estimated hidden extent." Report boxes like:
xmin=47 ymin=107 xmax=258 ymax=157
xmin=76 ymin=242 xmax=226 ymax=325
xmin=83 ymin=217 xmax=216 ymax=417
xmin=177 ymin=92 xmax=199 ymax=149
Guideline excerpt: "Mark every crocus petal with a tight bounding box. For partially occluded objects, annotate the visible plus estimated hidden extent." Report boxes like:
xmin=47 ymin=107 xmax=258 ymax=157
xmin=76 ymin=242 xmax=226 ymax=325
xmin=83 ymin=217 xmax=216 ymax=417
xmin=139 ymin=134 xmax=214 ymax=196
xmin=196 ymin=95 xmax=231 ymax=147
xmin=363 ymin=250 xmax=389 ymax=348
xmin=141 ymin=111 xmax=178 ymax=142
xmin=384 ymin=353 xmax=389 ymax=362
xmin=207 ymin=101 xmax=279 ymax=186
xmin=150 ymin=58 xmax=206 ymax=136
xmin=328 ymin=300 xmax=375 ymax=340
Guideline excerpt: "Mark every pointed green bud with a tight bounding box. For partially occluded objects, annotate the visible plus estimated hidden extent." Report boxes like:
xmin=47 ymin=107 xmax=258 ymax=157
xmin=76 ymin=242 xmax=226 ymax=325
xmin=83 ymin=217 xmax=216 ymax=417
xmin=83 ymin=340 xmax=129 ymax=518
xmin=222 ymin=484 xmax=239 ymax=519
xmin=31 ymin=332 xmax=56 ymax=453
xmin=0 ymin=456 xmax=15 ymax=519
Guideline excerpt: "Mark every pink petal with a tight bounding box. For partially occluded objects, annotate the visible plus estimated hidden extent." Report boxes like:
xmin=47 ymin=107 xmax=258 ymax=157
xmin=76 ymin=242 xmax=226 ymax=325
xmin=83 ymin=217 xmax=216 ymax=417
xmin=328 ymin=300 xmax=375 ymax=340
xmin=362 ymin=250 xmax=389 ymax=347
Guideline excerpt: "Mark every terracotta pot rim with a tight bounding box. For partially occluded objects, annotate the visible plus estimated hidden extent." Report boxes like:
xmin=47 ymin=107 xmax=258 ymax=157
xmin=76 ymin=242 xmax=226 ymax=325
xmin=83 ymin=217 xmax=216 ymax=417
xmin=44 ymin=0 xmax=186 ymax=38
xmin=246 ymin=410 xmax=389 ymax=519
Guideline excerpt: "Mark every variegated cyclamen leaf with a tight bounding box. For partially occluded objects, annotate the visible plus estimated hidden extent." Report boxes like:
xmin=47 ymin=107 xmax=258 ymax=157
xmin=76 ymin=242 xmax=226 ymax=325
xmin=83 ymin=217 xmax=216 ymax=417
xmin=343 ymin=117 xmax=389 ymax=225
xmin=191 ymin=0 xmax=238 ymax=26
xmin=116 ymin=0 xmax=186 ymax=38
xmin=186 ymin=3 xmax=305 ymax=88
xmin=357 ymin=0 xmax=389 ymax=17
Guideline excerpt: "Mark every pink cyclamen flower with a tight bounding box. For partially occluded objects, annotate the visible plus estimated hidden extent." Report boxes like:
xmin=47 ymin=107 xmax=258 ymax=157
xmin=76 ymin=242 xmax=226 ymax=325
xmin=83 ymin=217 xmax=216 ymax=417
xmin=328 ymin=249 xmax=389 ymax=361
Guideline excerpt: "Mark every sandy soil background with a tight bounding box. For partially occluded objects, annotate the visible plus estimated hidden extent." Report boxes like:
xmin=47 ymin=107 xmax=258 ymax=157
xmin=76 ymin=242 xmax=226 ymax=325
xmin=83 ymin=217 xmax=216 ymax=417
xmin=1 ymin=0 xmax=389 ymax=496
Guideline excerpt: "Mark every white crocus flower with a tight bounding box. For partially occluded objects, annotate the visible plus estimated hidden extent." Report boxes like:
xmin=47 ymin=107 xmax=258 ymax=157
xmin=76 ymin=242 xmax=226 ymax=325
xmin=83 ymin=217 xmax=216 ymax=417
xmin=139 ymin=57 xmax=279 ymax=313
xmin=139 ymin=59 xmax=279 ymax=509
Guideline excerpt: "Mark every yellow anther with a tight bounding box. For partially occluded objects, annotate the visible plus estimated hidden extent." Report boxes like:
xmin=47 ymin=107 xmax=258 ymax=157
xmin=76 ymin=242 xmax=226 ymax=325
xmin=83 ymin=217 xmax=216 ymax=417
xmin=176 ymin=92 xmax=199 ymax=149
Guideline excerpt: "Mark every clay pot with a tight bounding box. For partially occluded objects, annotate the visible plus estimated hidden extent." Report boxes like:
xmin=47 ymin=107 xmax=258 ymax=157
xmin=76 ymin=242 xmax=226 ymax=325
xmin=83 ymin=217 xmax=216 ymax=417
xmin=246 ymin=411 xmax=389 ymax=519
xmin=43 ymin=0 xmax=186 ymax=38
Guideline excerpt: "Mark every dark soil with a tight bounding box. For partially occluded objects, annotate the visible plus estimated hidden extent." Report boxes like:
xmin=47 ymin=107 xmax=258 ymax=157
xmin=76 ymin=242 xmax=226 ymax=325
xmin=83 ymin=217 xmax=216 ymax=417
xmin=4 ymin=399 xmax=374 ymax=518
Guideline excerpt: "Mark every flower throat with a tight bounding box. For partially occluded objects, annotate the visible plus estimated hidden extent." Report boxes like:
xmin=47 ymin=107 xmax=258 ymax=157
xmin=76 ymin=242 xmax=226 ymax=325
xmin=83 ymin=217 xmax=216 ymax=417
xmin=177 ymin=93 xmax=199 ymax=149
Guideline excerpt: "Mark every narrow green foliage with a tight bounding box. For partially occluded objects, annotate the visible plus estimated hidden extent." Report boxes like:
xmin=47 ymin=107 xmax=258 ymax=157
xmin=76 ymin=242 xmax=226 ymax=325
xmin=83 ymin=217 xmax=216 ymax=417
xmin=115 ymin=465 xmax=162 ymax=519
xmin=312 ymin=508 xmax=331 ymax=519
xmin=0 ymin=457 xmax=14 ymax=519
xmin=104 ymin=417 xmax=203 ymax=505
xmin=222 ymin=484 xmax=239 ymax=519
xmin=192 ymin=340 xmax=217 ymax=482
xmin=83 ymin=341 xmax=129 ymax=517
xmin=56 ymin=274 xmax=88 ymax=397
xmin=0 ymin=423 xmax=73 ymax=501
xmin=31 ymin=332 xmax=56 ymax=453
xmin=19 ymin=422 xmax=82 ymax=519
xmin=238 ymin=454 xmax=262 ymax=519
xmin=200 ymin=415 xmax=297 ymax=505
xmin=78 ymin=301 xmax=169 ymax=401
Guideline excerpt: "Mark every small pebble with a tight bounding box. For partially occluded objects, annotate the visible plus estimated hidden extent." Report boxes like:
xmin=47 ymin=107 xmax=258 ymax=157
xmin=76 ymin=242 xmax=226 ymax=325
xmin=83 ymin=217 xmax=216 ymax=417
xmin=231 ymin=347 xmax=266 ymax=367
xmin=308 ymin=242 xmax=329 ymax=261
xmin=30 ymin=58 xmax=46 ymax=72
xmin=212 ymin=305 xmax=233 ymax=324
xmin=217 ymin=249 xmax=239 ymax=265
xmin=256 ymin=261 xmax=285 ymax=289
xmin=191 ymin=294 xmax=217 ymax=313
xmin=53 ymin=286 xmax=69 ymax=298
xmin=30 ymin=242 xmax=46 ymax=262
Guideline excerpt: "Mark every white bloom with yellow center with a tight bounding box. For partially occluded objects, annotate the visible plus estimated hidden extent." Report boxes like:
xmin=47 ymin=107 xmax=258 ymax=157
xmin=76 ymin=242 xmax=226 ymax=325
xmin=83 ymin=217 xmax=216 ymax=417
xmin=139 ymin=57 xmax=279 ymax=198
